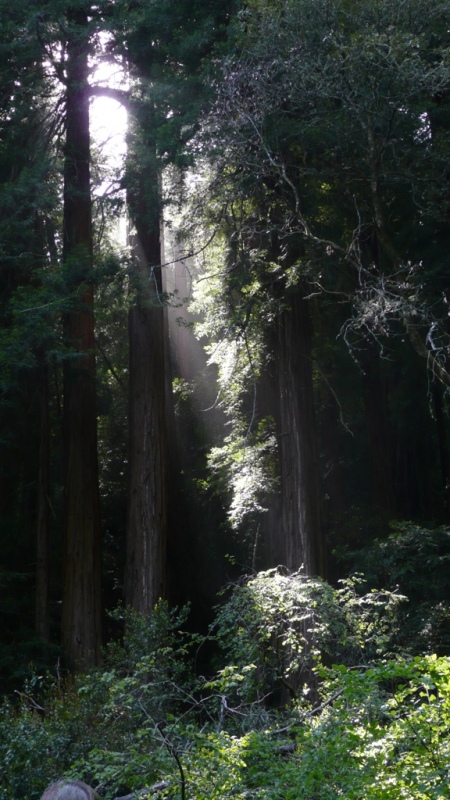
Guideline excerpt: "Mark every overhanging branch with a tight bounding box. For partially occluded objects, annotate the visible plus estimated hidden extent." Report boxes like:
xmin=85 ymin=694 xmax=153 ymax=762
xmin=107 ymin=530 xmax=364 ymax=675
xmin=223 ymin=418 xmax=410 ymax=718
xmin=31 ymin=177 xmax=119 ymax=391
xmin=89 ymin=84 xmax=131 ymax=110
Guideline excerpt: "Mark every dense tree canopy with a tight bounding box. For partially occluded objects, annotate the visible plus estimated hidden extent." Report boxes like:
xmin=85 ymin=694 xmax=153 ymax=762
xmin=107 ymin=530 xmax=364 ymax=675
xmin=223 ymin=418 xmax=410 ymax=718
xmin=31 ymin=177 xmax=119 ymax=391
xmin=0 ymin=5 xmax=450 ymax=796
xmin=184 ymin=0 xmax=450 ymax=563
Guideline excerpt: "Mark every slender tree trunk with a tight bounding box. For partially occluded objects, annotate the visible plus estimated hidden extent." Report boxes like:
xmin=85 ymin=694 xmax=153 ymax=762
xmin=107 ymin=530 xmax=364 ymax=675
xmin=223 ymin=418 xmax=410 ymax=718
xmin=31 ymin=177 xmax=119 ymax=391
xmin=277 ymin=290 xmax=324 ymax=576
xmin=125 ymin=140 xmax=168 ymax=612
xmin=35 ymin=359 xmax=50 ymax=641
xmin=62 ymin=6 xmax=102 ymax=669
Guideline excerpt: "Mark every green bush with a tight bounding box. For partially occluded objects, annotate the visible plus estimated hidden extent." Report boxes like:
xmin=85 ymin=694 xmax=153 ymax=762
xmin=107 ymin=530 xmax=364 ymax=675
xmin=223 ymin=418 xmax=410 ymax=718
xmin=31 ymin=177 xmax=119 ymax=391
xmin=210 ymin=568 xmax=405 ymax=708
xmin=204 ymin=656 xmax=450 ymax=800
xmin=339 ymin=523 xmax=450 ymax=654
xmin=0 ymin=602 xmax=199 ymax=800
xmin=1 ymin=579 xmax=448 ymax=800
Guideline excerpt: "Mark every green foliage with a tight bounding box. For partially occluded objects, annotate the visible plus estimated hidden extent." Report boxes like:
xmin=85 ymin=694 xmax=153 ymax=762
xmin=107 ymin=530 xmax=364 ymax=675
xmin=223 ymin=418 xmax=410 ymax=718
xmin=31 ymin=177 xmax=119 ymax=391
xmin=339 ymin=522 xmax=450 ymax=654
xmin=104 ymin=601 xmax=197 ymax=701
xmin=301 ymin=656 xmax=450 ymax=800
xmin=0 ymin=673 xmax=103 ymax=800
xmin=2 ymin=582 xmax=450 ymax=800
xmin=183 ymin=0 xmax=450 ymax=543
xmin=222 ymin=655 xmax=450 ymax=800
xmin=210 ymin=568 xmax=405 ymax=706
xmin=66 ymin=603 xmax=202 ymax=797
xmin=186 ymin=207 xmax=282 ymax=538
xmin=208 ymin=417 xmax=278 ymax=530
xmin=0 ymin=602 xmax=199 ymax=800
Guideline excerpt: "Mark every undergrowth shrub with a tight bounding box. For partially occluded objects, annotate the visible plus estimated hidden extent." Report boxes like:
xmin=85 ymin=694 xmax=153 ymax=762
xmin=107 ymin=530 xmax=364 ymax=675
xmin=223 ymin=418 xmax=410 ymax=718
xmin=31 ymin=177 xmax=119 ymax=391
xmin=209 ymin=568 xmax=405 ymax=709
xmin=0 ymin=602 xmax=198 ymax=800
xmin=2 ymin=575 xmax=448 ymax=800
xmin=339 ymin=522 xmax=450 ymax=653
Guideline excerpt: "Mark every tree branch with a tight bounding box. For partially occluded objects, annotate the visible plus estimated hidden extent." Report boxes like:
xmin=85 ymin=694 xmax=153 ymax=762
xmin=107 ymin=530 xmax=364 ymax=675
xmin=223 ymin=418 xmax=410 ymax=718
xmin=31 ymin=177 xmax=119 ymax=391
xmin=114 ymin=782 xmax=170 ymax=800
xmin=89 ymin=84 xmax=131 ymax=110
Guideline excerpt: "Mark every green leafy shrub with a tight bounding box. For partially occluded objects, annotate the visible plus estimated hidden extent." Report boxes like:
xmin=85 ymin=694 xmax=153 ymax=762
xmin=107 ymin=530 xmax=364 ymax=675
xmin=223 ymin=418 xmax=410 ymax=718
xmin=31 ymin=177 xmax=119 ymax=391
xmin=0 ymin=602 xmax=199 ymax=800
xmin=217 ymin=656 xmax=450 ymax=800
xmin=339 ymin=523 xmax=450 ymax=654
xmin=210 ymin=568 xmax=405 ymax=710
xmin=69 ymin=602 xmax=201 ymax=797
xmin=2 ymin=585 xmax=448 ymax=800
xmin=0 ymin=673 xmax=106 ymax=800
xmin=303 ymin=655 xmax=450 ymax=800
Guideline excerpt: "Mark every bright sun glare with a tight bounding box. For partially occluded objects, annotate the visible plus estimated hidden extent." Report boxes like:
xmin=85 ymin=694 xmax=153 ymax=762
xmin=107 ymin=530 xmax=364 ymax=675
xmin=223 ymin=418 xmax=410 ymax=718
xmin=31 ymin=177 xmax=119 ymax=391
xmin=90 ymin=55 xmax=128 ymax=242
xmin=91 ymin=93 xmax=127 ymax=165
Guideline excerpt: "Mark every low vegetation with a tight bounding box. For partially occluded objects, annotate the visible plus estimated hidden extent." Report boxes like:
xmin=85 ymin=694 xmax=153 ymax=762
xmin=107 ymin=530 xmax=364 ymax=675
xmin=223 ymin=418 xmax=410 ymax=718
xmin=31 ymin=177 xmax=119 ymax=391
xmin=2 ymin=531 xmax=450 ymax=800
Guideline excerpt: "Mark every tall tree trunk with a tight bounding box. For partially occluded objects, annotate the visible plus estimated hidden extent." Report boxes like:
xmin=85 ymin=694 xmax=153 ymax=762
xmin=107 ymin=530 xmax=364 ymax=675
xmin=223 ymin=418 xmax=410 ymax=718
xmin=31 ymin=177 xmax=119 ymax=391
xmin=35 ymin=359 xmax=50 ymax=642
xmin=62 ymin=6 xmax=102 ymax=670
xmin=277 ymin=290 xmax=324 ymax=576
xmin=124 ymin=140 xmax=168 ymax=613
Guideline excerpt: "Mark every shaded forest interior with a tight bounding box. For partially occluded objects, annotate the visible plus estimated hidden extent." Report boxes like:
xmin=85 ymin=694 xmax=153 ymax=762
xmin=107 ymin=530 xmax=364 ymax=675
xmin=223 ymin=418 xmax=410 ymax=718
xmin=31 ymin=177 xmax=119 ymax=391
xmin=0 ymin=0 xmax=450 ymax=693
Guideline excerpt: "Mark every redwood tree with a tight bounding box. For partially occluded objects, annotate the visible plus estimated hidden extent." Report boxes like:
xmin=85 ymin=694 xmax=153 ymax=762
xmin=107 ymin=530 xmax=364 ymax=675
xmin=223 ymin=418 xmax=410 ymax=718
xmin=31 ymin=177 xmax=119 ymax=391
xmin=61 ymin=4 xmax=102 ymax=669
xmin=186 ymin=0 xmax=450 ymax=573
xmin=276 ymin=290 xmax=323 ymax=575
xmin=124 ymin=123 xmax=169 ymax=612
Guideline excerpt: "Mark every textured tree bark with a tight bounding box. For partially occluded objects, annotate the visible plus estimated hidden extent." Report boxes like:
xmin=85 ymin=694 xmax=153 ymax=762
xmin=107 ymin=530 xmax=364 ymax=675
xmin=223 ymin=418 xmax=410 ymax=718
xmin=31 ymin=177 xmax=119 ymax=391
xmin=276 ymin=290 xmax=324 ymax=576
xmin=61 ymin=6 xmax=102 ymax=669
xmin=125 ymin=298 xmax=167 ymax=610
xmin=124 ymin=142 xmax=168 ymax=612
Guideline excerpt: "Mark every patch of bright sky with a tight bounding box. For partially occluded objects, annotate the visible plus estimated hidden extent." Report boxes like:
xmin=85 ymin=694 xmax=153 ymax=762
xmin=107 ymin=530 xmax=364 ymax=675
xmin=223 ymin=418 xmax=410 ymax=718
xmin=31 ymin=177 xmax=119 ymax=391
xmin=90 ymin=62 xmax=128 ymax=174
xmin=90 ymin=49 xmax=128 ymax=243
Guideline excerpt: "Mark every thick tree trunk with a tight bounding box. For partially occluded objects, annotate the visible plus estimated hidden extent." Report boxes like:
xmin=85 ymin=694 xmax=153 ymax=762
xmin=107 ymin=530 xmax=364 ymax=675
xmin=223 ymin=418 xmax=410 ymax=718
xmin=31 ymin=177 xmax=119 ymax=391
xmin=277 ymin=290 xmax=324 ymax=576
xmin=61 ymin=7 xmax=102 ymax=669
xmin=124 ymin=147 xmax=168 ymax=612
xmin=125 ymin=297 xmax=167 ymax=611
